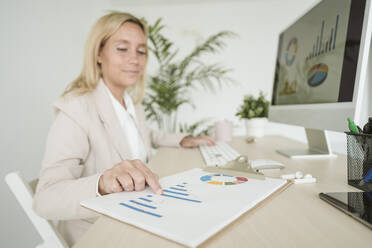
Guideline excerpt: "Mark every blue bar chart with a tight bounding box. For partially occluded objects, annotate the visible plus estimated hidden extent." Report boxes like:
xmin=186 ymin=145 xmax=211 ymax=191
xmin=119 ymin=182 xmax=202 ymax=218
xmin=305 ymin=15 xmax=339 ymax=60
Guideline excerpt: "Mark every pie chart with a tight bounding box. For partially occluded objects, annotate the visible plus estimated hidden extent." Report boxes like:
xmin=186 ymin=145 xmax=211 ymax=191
xmin=285 ymin=38 xmax=298 ymax=66
xmin=307 ymin=63 xmax=328 ymax=87
xmin=200 ymin=174 xmax=248 ymax=186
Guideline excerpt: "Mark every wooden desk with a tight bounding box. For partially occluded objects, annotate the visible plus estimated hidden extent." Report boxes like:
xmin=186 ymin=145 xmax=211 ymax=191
xmin=73 ymin=135 xmax=372 ymax=248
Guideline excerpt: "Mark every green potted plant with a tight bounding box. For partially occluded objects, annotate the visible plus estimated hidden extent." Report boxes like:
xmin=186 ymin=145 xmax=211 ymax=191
xmin=236 ymin=92 xmax=269 ymax=139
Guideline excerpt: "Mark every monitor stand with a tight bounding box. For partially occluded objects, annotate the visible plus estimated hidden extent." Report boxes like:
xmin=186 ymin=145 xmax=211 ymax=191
xmin=277 ymin=128 xmax=337 ymax=159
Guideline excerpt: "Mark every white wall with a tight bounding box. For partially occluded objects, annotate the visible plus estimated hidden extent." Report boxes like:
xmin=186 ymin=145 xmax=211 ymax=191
xmin=0 ymin=0 xmax=365 ymax=247
xmin=0 ymin=1 xmax=114 ymax=247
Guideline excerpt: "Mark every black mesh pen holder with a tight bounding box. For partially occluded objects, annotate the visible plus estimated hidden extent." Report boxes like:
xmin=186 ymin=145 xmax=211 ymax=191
xmin=345 ymin=132 xmax=372 ymax=192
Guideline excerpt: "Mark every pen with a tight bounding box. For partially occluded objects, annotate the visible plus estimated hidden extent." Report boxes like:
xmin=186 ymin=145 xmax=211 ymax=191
xmin=363 ymin=168 xmax=372 ymax=183
xmin=347 ymin=117 xmax=359 ymax=133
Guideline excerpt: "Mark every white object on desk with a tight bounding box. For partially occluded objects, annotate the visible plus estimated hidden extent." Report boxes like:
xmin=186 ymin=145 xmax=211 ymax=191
xmin=281 ymin=171 xmax=317 ymax=184
xmin=199 ymin=142 xmax=240 ymax=166
xmin=294 ymin=177 xmax=317 ymax=184
xmin=304 ymin=174 xmax=313 ymax=179
xmin=215 ymin=120 xmax=233 ymax=142
xmin=81 ymin=168 xmax=288 ymax=248
xmin=295 ymin=171 xmax=303 ymax=179
xmin=249 ymin=159 xmax=285 ymax=170
xmin=281 ymin=173 xmax=296 ymax=180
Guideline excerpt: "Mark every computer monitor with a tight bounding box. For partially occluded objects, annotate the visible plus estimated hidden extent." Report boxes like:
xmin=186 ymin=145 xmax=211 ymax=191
xmin=269 ymin=0 xmax=372 ymax=158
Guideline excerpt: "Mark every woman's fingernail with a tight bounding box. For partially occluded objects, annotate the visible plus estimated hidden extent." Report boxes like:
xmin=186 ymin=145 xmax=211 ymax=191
xmin=156 ymin=189 xmax=163 ymax=195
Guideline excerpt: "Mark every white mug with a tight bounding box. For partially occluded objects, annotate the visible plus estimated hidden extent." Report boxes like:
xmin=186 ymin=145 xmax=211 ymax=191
xmin=215 ymin=120 xmax=233 ymax=142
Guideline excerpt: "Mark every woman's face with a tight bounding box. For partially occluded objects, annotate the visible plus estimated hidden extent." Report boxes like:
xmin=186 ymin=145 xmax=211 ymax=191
xmin=98 ymin=22 xmax=147 ymax=90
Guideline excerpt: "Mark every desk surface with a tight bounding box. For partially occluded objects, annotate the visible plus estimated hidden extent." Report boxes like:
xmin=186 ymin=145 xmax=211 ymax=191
xmin=73 ymin=135 xmax=372 ymax=248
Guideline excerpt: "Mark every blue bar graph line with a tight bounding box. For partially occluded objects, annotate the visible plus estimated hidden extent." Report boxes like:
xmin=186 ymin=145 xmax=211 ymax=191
xmin=170 ymin=187 xmax=187 ymax=192
xmin=161 ymin=193 xmax=202 ymax=203
xmin=119 ymin=203 xmax=162 ymax=218
xmin=129 ymin=200 xmax=157 ymax=209
xmin=320 ymin=21 xmax=324 ymax=53
xmin=333 ymin=15 xmax=339 ymax=49
xmin=139 ymin=197 xmax=152 ymax=202
xmin=163 ymin=189 xmax=189 ymax=196
xmin=176 ymin=185 xmax=185 ymax=187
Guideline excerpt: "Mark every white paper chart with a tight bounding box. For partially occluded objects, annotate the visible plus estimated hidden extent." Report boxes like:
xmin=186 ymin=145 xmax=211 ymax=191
xmin=81 ymin=168 xmax=288 ymax=247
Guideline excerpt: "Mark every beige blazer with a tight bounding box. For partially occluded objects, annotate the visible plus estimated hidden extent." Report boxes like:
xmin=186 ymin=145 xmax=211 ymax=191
xmin=33 ymin=81 xmax=187 ymax=246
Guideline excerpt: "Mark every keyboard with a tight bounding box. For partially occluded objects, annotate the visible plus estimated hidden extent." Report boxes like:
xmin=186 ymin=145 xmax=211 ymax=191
xmin=199 ymin=142 xmax=240 ymax=166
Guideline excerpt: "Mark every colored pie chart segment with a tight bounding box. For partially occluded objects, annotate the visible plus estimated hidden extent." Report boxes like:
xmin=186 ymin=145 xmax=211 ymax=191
xmin=200 ymin=174 xmax=248 ymax=186
xmin=307 ymin=63 xmax=328 ymax=87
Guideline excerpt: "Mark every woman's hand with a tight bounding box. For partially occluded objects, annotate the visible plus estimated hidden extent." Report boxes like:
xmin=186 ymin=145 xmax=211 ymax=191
xmin=180 ymin=135 xmax=216 ymax=148
xmin=98 ymin=159 xmax=162 ymax=195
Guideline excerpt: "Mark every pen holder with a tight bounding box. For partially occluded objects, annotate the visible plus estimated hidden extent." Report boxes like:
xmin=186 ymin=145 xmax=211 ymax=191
xmin=345 ymin=132 xmax=372 ymax=192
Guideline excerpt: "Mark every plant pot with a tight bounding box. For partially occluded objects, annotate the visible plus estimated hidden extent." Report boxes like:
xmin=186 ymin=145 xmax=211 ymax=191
xmin=244 ymin=118 xmax=268 ymax=138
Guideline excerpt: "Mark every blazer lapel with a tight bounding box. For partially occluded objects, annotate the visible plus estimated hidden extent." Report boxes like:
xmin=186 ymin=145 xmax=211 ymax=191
xmin=91 ymin=81 xmax=132 ymax=161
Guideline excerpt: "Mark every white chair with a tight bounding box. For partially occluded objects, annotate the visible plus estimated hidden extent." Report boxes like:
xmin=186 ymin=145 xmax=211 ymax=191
xmin=5 ymin=171 xmax=69 ymax=248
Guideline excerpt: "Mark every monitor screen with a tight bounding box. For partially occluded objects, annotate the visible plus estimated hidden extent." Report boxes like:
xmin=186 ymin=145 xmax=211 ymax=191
xmin=272 ymin=0 xmax=366 ymax=106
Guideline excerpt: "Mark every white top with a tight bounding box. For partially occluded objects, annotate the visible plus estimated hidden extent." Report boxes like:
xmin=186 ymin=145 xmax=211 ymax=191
xmin=103 ymin=82 xmax=148 ymax=164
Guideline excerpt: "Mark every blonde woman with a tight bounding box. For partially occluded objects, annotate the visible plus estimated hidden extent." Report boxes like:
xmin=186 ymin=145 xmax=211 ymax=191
xmin=33 ymin=12 xmax=214 ymax=246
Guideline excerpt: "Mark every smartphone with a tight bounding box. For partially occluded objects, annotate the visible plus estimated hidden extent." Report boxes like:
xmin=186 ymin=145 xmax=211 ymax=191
xmin=319 ymin=192 xmax=372 ymax=229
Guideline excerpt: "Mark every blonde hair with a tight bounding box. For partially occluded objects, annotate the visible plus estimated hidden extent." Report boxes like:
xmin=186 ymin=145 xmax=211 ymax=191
xmin=62 ymin=11 xmax=148 ymax=103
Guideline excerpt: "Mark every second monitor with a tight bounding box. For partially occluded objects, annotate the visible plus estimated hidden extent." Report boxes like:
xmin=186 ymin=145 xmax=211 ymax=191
xmin=269 ymin=0 xmax=372 ymax=158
